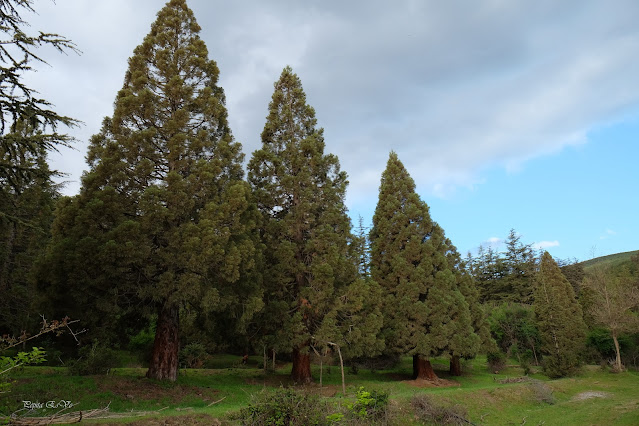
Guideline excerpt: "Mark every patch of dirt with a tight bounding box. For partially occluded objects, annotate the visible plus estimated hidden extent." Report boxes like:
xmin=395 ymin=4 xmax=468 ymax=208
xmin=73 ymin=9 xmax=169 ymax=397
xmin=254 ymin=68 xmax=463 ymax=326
xmin=404 ymin=378 xmax=460 ymax=388
xmin=94 ymin=376 xmax=219 ymax=404
xmin=572 ymin=391 xmax=612 ymax=401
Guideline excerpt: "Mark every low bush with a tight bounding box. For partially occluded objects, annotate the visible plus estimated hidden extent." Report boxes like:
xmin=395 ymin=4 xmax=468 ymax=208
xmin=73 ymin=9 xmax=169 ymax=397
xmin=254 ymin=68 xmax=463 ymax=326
xmin=233 ymin=387 xmax=330 ymax=426
xmin=179 ymin=342 xmax=209 ymax=368
xmin=411 ymin=394 xmax=469 ymax=425
xmin=486 ymin=351 xmax=506 ymax=373
xmin=128 ymin=326 xmax=155 ymax=366
xmin=344 ymin=386 xmax=389 ymax=423
xmin=529 ymin=380 xmax=555 ymax=405
xmin=67 ymin=342 xmax=117 ymax=376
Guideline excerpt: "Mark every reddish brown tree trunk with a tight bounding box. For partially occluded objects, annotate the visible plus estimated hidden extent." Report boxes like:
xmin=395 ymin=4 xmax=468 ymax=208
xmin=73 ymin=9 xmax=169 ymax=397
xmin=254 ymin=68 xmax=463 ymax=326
xmin=413 ymin=355 xmax=438 ymax=381
xmin=449 ymin=355 xmax=462 ymax=376
xmin=146 ymin=303 xmax=179 ymax=381
xmin=291 ymin=346 xmax=312 ymax=383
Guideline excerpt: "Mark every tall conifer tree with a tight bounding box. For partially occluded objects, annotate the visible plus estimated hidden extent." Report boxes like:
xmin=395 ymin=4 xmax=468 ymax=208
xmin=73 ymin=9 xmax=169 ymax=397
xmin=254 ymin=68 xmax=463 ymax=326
xmin=370 ymin=152 xmax=477 ymax=380
xmin=533 ymin=252 xmax=586 ymax=378
xmin=40 ymin=0 xmax=262 ymax=381
xmin=248 ymin=67 xmax=355 ymax=383
xmin=445 ymin=241 xmax=494 ymax=375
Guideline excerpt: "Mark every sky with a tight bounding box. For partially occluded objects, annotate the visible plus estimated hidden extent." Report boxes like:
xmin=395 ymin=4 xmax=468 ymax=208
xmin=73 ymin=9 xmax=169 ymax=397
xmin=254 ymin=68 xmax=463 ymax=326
xmin=23 ymin=0 xmax=639 ymax=261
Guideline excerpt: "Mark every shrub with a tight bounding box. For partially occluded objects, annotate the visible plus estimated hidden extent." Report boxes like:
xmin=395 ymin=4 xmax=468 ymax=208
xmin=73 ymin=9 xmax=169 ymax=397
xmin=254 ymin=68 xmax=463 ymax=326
xmin=233 ymin=387 xmax=330 ymax=426
xmin=411 ymin=394 xmax=469 ymax=425
xmin=128 ymin=325 xmax=155 ymax=366
xmin=179 ymin=342 xmax=209 ymax=369
xmin=486 ymin=351 xmax=506 ymax=373
xmin=344 ymin=387 xmax=389 ymax=422
xmin=67 ymin=341 xmax=118 ymax=375
xmin=529 ymin=381 xmax=555 ymax=405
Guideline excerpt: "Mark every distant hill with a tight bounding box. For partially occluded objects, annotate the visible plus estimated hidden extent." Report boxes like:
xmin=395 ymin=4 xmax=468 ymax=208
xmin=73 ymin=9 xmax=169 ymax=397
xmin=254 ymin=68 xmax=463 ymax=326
xmin=580 ymin=250 xmax=639 ymax=273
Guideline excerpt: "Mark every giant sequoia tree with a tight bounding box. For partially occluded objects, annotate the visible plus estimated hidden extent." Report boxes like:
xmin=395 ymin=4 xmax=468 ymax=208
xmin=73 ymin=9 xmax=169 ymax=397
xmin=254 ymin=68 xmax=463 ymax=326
xmin=533 ymin=252 xmax=586 ymax=378
xmin=248 ymin=67 xmax=356 ymax=383
xmin=370 ymin=152 xmax=477 ymax=381
xmin=40 ymin=0 xmax=262 ymax=381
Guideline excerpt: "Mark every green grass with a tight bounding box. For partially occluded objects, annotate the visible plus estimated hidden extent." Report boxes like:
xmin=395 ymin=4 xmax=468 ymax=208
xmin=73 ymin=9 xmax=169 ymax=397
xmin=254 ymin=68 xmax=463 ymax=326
xmin=581 ymin=250 xmax=638 ymax=272
xmin=2 ymin=356 xmax=638 ymax=425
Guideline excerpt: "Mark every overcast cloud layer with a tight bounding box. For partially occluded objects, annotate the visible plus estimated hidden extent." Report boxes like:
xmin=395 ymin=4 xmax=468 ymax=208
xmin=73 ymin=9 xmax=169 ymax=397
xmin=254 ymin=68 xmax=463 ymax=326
xmin=27 ymin=1 xmax=639 ymax=210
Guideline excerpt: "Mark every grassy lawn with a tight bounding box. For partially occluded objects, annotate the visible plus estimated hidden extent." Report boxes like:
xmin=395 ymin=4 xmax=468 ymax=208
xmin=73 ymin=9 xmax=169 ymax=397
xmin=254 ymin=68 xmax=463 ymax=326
xmin=2 ymin=355 xmax=638 ymax=424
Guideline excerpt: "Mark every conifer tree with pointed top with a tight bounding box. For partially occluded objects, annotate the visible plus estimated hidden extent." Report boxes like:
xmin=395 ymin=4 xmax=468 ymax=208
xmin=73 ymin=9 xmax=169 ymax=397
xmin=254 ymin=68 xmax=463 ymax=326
xmin=445 ymin=241 xmax=495 ymax=376
xmin=248 ymin=66 xmax=356 ymax=383
xmin=370 ymin=152 xmax=477 ymax=381
xmin=533 ymin=251 xmax=586 ymax=378
xmin=40 ymin=0 xmax=262 ymax=381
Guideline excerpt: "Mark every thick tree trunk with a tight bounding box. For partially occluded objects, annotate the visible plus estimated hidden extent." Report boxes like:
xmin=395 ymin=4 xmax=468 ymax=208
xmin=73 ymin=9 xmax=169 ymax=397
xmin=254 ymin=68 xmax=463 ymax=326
xmin=612 ymin=331 xmax=623 ymax=372
xmin=449 ymin=355 xmax=462 ymax=376
xmin=291 ymin=346 xmax=312 ymax=383
xmin=146 ymin=303 xmax=179 ymax=381
xmin=413 ymin=355 xmax=438 ymax=381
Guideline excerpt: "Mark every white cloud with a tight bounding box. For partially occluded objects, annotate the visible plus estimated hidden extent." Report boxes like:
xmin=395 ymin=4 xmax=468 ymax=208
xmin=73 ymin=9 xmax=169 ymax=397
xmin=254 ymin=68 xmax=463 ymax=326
xmin=21 ymin=1 xmax=639 ymax=200
xmin=600 ymin=229 xmax=617 ymax=240
xmin=534 ymin=241 xmax=560 ymax=249
xmin=483 ymin=237 xmax=503 ymax=248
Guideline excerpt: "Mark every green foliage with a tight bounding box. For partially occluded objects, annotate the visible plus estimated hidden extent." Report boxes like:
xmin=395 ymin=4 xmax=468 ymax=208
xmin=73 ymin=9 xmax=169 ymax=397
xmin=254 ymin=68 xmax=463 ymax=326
xmin=449 ymin=247 xmax=497 ymax=355
xmin=468 ymin=229 xmax=537 ymax=304
xmin=179 ymin=342 xmax=209 ymax=369
xmin=248 ymin=66 xmax=357 ymax=379
xmin=344 ymin=386 xmax=389 ymax=421
xmin=67 ymin=342 xmax=117 ymax=376
xmin=488 ymin=303 xmax=540 ymax=363
xmin=39 ymin=0 xmax=262 ymax=378
xmin=534 ymin=252 xmax=587 ymax=378
xmin=0 ymin=0 xmax=79 ymax=188
xmin=233 ymin=386 xmax=389 ymax=426
xmin=0 ymin=346 xmax=45 ymax=396
xmin=558 ymin=258 xmax=585 ymax=296
xmin=0 ymin=3 xmax=75 ymax=335
xmin=486 ymin=351 xmax=506 ymax=373
xmin=581 ymin=250 xmax=639 ymax=273
xmin=582 ymin=264 xmax=639 ymax=372
xmin=586 ymin=328 xmax=617 ymax=360
xmin=234 ymin=387 xmax=330 ymax=426
xmin=128 ymin=323 xmax=155 ymax=365
xmin=369 ymin=152 xmax=478 ymax=368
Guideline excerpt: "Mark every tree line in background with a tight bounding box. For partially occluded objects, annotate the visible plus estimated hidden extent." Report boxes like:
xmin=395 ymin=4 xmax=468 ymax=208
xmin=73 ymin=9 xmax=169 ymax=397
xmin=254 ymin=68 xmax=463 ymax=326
xmin=2 ymin=0 xmax=639 ymax=385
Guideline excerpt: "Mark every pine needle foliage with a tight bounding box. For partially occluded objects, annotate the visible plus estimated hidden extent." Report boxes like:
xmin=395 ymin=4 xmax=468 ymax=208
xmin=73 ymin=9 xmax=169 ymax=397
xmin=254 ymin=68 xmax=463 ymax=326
xmin=533 ymin=252 xmax=586 ymax=378
xmin=248 ymin=66 xmax=357 ymax=382
xmin=369 ymin=152 xmax=477 ymax=375
xmin=40 ymin=0 xmax=262 ymax=380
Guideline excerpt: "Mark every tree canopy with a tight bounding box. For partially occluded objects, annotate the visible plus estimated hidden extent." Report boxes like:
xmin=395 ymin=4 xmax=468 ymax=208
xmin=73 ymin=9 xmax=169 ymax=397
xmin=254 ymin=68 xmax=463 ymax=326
xmin=248 ymin=66 xmax=357 ymax=383
xmin=40 ymin=0 xmax=262 ymax=381
xmin=370 ymin=152 xmax=478 ymax=380
xmin=533 ymin=251 xmax=586 ymax=378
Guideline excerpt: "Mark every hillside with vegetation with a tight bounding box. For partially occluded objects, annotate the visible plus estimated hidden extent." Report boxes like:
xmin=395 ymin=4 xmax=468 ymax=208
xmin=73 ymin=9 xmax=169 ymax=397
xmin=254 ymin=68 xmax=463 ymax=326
xmin=580 ymin=250 xmax=639 ymax=273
